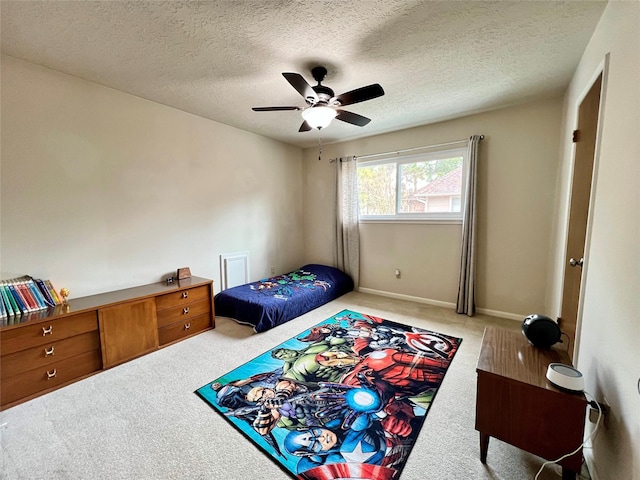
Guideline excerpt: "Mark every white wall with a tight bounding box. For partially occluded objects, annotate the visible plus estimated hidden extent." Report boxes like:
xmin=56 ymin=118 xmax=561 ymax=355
xmin=0 ymin=56 xmax=305 ymax=298
xmin=303 ymin=98 xmax=562 ymax=319
xmin=550 ymin=2 xmax=640 ymax=479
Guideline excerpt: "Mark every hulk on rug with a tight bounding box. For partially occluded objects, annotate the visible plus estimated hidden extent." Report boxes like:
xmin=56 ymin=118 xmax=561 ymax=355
xmin=196 ymin=309 xmax=462 ymax=480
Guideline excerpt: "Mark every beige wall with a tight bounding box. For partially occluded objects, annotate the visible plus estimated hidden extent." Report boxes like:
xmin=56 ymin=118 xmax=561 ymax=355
xmin=550 ymin=2 xmax=640 ymax=479
xmin=303 ymin=98 xmax=563 ymax=319
xmin=0 ymin=56 xmax=304 ymax=297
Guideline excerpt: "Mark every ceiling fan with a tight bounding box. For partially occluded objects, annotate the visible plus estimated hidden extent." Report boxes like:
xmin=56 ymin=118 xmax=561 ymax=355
xmin=252 ymin=66 xmax=384 ymax=132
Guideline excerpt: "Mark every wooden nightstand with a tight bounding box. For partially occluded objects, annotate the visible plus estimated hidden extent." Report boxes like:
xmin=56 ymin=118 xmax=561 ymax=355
xmin=475 ymin=327 xmax=587 ymax=480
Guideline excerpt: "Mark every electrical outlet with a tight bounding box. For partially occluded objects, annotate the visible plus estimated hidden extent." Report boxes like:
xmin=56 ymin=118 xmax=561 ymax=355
xmin=270 ymin=266 xmax=276 ymax=275
xmin=588 ymin=397 xmax=609 ymax=425
xmin=588 ymin=406 xmax=599 ymax=424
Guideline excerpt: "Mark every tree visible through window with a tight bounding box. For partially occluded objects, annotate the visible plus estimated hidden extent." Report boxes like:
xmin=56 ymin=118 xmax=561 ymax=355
xmin=357 ymin=147 xmax=467 ymax=221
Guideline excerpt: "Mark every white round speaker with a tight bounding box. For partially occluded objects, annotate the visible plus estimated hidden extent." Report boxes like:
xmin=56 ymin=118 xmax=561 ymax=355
xmin=546 ymin=363 xmax=584 ymax=392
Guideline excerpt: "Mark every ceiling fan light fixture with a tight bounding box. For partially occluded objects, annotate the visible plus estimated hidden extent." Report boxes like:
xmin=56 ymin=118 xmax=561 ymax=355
xmin=253 ymin=68 xmax=383 ymax=133
xmin=301 ymin=106 xmax=337 ymax=129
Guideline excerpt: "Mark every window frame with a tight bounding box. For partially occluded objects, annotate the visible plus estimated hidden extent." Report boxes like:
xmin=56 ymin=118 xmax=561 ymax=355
xmin=357 ymin=146 xmax=469 ymax=224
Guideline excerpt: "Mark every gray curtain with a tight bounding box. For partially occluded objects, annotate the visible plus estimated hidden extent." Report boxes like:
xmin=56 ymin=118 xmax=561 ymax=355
xmin=334 ymin=156 xmax=360 ymax=288
xmin=457 ymin=135 xmax=482 ymax=316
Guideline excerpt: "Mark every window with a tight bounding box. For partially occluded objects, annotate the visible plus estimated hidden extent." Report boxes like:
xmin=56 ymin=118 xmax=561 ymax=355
xmin=357 ymin=147 xmax=468 ymax=222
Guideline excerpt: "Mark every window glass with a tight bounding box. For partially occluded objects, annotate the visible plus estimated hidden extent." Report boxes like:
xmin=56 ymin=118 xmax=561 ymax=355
xmin=357 ymin=147 xmax=467 ymax=222
xmin=357 ymin=162 xmax=396 ymax=216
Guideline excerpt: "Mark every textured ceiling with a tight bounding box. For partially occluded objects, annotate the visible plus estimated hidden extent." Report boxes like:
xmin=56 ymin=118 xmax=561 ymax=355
xmin=1 ymin=1 xmax=606 ymax=149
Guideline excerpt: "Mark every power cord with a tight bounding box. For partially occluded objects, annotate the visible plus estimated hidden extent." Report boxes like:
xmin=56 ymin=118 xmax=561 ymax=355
xmin=560 ymin=332 xmax=571 ymax=353
xmin=534 ymin=390 xmax=602 ymax=480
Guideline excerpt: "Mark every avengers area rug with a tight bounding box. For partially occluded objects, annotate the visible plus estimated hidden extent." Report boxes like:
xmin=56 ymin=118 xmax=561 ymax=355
xmin=195 ymin=309 xmax=462 ymax=480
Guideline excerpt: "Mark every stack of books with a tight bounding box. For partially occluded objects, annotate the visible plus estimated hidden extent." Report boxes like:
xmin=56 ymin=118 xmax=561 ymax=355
xmin=0 ymin=276 xmax=62 ymax=321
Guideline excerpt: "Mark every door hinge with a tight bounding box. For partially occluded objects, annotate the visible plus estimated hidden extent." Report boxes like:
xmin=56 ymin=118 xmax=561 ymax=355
xmin=572 ymin=129 xmax=580 ymax=143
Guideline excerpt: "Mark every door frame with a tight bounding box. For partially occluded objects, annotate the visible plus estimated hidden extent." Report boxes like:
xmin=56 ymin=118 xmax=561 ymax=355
xmin=561 ymin=54 xmax=609 ymax=364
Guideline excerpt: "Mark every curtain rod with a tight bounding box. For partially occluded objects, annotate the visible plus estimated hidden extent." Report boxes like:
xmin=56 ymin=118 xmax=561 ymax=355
xmin=329 ymin=135 xmax=484 ymax=163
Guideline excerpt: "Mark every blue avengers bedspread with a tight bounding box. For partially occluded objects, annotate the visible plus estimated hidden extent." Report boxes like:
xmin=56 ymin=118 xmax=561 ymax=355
xmin=214 ymin=264 xmax=354 ymax=332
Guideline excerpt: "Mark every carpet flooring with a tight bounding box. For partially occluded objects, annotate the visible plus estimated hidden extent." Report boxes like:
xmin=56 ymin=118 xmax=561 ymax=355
xmin=0 ymin=291 xmax=591 ymax=479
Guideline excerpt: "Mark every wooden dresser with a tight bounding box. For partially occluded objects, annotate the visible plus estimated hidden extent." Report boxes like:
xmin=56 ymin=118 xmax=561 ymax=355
xmin=0 ymin=276 xmax=214 ymax=410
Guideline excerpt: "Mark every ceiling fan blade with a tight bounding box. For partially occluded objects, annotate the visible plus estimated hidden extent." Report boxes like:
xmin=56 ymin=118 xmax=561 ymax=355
xmin=333 ymin=84 xmax=384 ymax=107
xmin=335 ymin=110 xmax=371 ymax=127
xmin=299 ymin=121 xmax=312 ymax=132
xmin=283 ymin=73 xmax=319 ymax=103
xmin=252 ymin=106 xmax=301 ymax=111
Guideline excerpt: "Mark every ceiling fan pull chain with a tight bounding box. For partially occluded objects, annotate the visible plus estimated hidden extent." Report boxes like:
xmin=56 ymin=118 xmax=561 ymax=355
xmin=318 ymin=136 xmax=322 ymax=161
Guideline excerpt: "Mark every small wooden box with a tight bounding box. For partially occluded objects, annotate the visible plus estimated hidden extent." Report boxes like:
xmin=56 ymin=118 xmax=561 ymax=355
xmin=177 ymin=267 xmax=191 ymax=280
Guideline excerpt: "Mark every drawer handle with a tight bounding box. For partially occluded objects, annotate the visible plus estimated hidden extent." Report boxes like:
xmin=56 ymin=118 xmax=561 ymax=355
xmin=183 ymin=307 xmax=190 ymax=315
xmin=46 ymin=369 xmax=57 ymax=379
xmin=182 ymin=291 xmax=189 ymax=299
xmin=45 ymin=346 xmax=55 ymax=356
xmin=184 ymin=323 xmax=191 ymax=330
xmin=42 ymin=325 xmax=53 ymax=336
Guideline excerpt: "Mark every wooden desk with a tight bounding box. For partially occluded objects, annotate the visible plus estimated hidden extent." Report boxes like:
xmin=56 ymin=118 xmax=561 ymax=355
xmin=475 ymin=327 xmax=587 ymax=479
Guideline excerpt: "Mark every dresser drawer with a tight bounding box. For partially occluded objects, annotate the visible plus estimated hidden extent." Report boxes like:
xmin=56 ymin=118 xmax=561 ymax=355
xmin=1 ymin=350 xmax=102 ymax=407
xmin=155 ymin=285 xmax=210 ymax=310
xmin=0 ymin=311 xmax=98 ymax=356
xmin=1 ymin=331 xmax=101 ymax=378
xmin=158 ymin=313 xmax=211 ymax=346
xmin=156 ymin=298 xmax=210 ymax=328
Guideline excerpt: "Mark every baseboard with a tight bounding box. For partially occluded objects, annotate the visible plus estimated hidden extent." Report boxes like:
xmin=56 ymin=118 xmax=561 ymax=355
xmin=583 ymin=450 xmax=598 ymax=480
xmin=357 ymin=287 xmax=456 ymax=309
xmin=356 ymin=287 xmax=522 ymax=322
xmin=475 ymin=307 xmax=523 ymax=322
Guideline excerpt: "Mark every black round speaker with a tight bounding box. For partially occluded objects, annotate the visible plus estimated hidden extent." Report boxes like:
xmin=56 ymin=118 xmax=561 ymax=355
xmin=522 ymin=314 xmax=562 ymax=349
